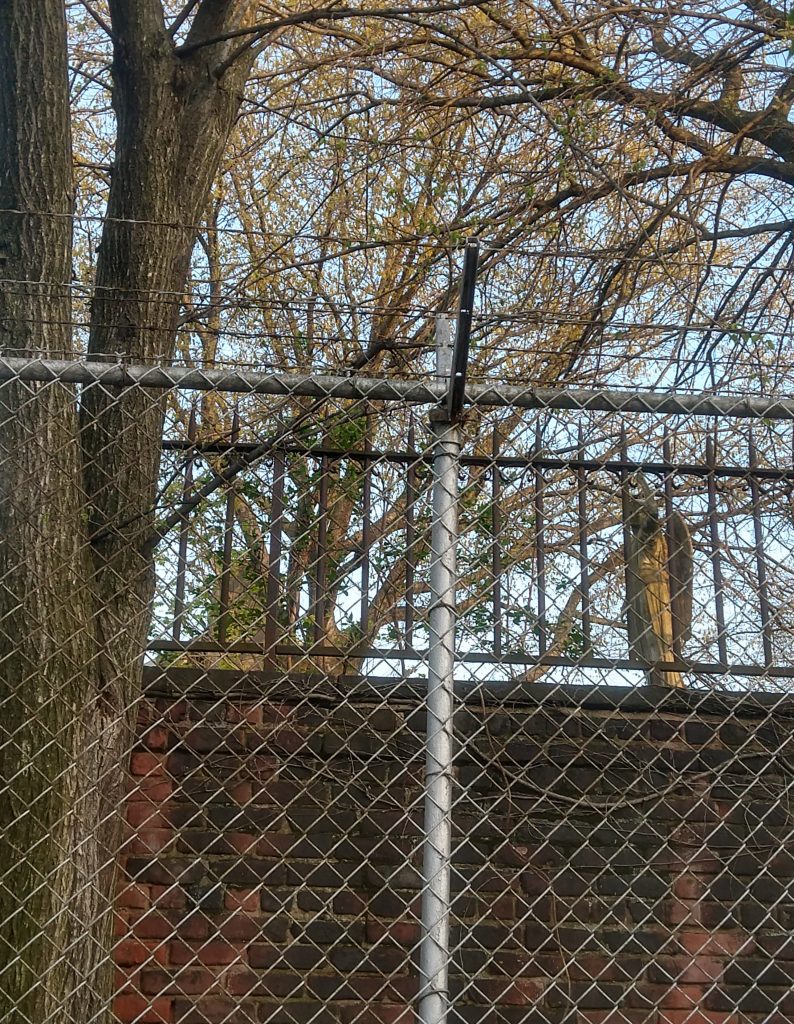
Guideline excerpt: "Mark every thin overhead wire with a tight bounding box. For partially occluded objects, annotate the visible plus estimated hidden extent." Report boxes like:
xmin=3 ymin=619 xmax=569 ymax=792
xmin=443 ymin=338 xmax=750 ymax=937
xmin=3 ymin=206 xmax=794 ymax=269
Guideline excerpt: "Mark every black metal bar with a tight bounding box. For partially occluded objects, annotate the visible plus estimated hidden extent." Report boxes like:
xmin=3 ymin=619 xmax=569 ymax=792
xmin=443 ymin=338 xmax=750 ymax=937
xmin=748 ymin=432 xmax=774 ymax=668
xmin=217 ymin=407 xmax=239 ymax=645
xmin=577 ymin=426 xmax=592 ymax=654
xmin=161 ymin=440 xmax=794 ymax=483
xmin=360 ymin=418 xmax=372 ymax=639
xmin=405 ymin=418 xmax=417 ymax=647
xmin=446 ymin=238 xmax=479 ymax=420
xmin=534 ymin=422 xmax=548 ymax=654
xmin=264 ymin=450 xmax=285 ymax=663
xmin=706 ymin=434 xmax=728 ymax=667
xmin=173 ymin=404 xmax=197 ymax=642
xmin=145 ymin=638 xmax=794 ymax=679
xmin=314 ymin=455 xmax=329 ymax=644
xmin=620 ymin=428 xmax=635 ymax=660
xmin=661 ymin=429 xmax=681 ymax=659
xmin=492 ymin=429 xmax=503 ymax=658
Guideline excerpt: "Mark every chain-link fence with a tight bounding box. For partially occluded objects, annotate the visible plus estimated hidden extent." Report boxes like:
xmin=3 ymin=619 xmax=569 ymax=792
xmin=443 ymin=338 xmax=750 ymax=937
xmin=3 ymin=357 xmax=794 ymax=1024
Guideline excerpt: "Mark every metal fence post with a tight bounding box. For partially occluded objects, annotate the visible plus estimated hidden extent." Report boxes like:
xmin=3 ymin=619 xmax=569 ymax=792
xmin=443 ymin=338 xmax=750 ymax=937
xmin=417 ymin=317 xmax=460 ymax=1024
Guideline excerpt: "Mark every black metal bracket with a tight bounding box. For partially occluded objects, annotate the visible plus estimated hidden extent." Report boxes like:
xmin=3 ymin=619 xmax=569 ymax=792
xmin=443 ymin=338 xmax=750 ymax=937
xmin=446 ymin=238 xmax=479 ymax=421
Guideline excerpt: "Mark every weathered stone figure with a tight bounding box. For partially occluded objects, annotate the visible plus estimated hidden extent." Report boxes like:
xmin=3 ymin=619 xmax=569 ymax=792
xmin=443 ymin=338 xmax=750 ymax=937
xmin=623 ymin=472 xmax=693 ymax=687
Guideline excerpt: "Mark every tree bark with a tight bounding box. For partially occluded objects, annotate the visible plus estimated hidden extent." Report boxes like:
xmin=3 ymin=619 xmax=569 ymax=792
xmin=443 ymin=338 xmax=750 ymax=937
xmin=82 ymin=2 xmax=257 ymax=692
xmin=0 ymin=3 xmax=103 ymax=1020
xmin=1 ymin=2 xmax=258 ymax=1021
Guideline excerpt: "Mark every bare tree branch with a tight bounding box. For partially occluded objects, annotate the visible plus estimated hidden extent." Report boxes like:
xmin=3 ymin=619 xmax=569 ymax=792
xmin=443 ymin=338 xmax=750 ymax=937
xmin=168 ymin=0 xmax=201 ymax=37
xmin=77 ymin=0 xmax=113 ymax=36
xmin=175 ymin=0 xmax=485 ymax=65
xmin=520 ymin=552 xmax=623 ymax=683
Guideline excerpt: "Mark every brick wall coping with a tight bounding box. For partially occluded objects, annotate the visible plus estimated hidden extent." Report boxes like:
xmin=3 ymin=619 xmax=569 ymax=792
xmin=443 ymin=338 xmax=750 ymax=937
xmin=143 ymin=667 xmax=794 ymax=720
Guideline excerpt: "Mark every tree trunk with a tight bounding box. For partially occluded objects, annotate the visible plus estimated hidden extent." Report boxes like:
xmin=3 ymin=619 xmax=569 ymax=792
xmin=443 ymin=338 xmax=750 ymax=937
xmin=0 ymin=3 xmax=104 ymax=1020
xmin=82 ymin=2 xmax=256 ymax=695
xmin=1 ymin=2 xmax=257 ymax=1021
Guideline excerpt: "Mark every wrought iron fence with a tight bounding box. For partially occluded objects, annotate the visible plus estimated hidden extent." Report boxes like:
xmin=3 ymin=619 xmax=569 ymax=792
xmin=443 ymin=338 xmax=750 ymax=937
xmin=3 ymin=357 xmax=794 ymax=1024
xmin=150 ymin=386 xmax=794 ymax=690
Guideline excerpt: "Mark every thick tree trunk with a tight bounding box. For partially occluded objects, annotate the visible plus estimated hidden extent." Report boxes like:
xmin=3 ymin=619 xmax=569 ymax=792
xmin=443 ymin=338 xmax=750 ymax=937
xmin=82 ymin=3 xmax=256 ymax=691
xmin=0 ymin=3 xmax=103 ymax=1021
xmin=1 ymin=3 xmax=257 ymax=1021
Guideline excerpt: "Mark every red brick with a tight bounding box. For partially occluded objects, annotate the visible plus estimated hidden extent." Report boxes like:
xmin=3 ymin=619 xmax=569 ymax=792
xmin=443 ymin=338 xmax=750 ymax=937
xmin=333 ymin=890 xmax=367 ymax=916
xmin=219 ymin=916 xmax=263 ymax=942
xmin=224 ymin=968 xmax=258 ymax=996
xmin=131 ymin=752 xmax=165 ymax=776
xmin=126 ymin=857 xmax=205 ymax=887
xmin=227 ymin=780 xmax=252 ymax=804
xmin=477 ymin=978 xmax=546 ymax=1005
xmin=260 ymin=704 xmax=297 ymax=726
xmin=132 ymin=912 xmax=179 ymax=941
xmin=246 ymin=942 xmax=282 ymax=969
xmin=125 ymin=829 xmax=175 ymax=856
xmin=495 ymin=841 xmax=534 ymax=867
xmin=113 ymin=991 xmax=173 ymax=1023
xmin=226 ymin=832 xmax=259 ymax=855
xmin=169 ymin=940 xmax=241 ymax=967
xmin=114 ymin=967 xmax=139 ymax=990
xmin=660 ymin=986 xmax=707 ymax=1010
xmin=172 ymin=996 xmax=238 ymax=1023
xmin=128 ymin=776 xmax=173 ymax=802
xmin=118 ymin=883 xmax=151 ymax=910
xmin=660 ymin=1014 xmax=739 ymax=1024
xmin=142 ymin=726 xmax=170 ymax=751
xmin=226 ymin=968 xmax=304 ymax=998
xmin=687 ymin=855 xmax=723 ymax=876
xmin=365 ymin=920 xmax=420 ymax=947
xmin=111 ymin=701 xmax=794 ymax=1024
xmin=678 ymin=929 xmax=752 ymax=957
xmin=679 ymin=957 xmax=724 ymax=984
xmin=481 ymin=893 xmax=518 ymax=920
xmin=246 ymin=753 xmax=280 ymax=777
xmin=226 ymin=703 xmax=263 ymax=725
xmin=140 ymin=967 xmax=218 ymax=996
xmin=256 ymin=833 xmax=298 ymax=857
xmin=149 ymin=885 xmax=186 ymax=910
xmin=317 ymin=976 xmax=411 ymax=1002
xmin=225 ymin=888 xmax=261 ymax=913
xmin=666 ymin=899 xmax=700 ymax=926
xmin=585 ymin=1014 xmax=666 ymax=1024
xmin=674 ymin=874 xmax=703 ymax=900
xmin=178 ymin=912 xmax=209 ymax=942
xmin=253 ymin=779 xmax=300 ymax=806
xmin=339 ymin=1005 xmax=414 ymax=1024
xmin=182 ymin=725 xmax=245 ymax=754
xmin=136 ymin=701 xmax=159 ymax=725
xmin=156 ymin=700 xmax=187 ymax=722
xmin=114 ymin=938 xmax=167 ymax=968
xmin=650 ymin=956 xmax=724 ymax=985
xmin=126 ymin=802 xmax=169 ymax=829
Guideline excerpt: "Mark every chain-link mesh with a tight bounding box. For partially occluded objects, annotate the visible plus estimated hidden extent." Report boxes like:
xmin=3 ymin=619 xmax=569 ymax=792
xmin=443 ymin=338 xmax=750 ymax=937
xmin=3 ymin=363 xmax=794 ymax=1024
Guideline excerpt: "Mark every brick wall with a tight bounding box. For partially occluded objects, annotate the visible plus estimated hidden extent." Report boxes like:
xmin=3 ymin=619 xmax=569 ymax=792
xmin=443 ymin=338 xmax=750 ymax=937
xmin=115 ymin=680 xmax=794 ymax=1024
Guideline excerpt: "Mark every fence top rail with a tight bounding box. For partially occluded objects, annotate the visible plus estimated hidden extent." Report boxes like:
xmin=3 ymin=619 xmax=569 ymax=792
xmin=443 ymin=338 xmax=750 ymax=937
xmin=4 ymin=355 xmax=794 ymax=421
